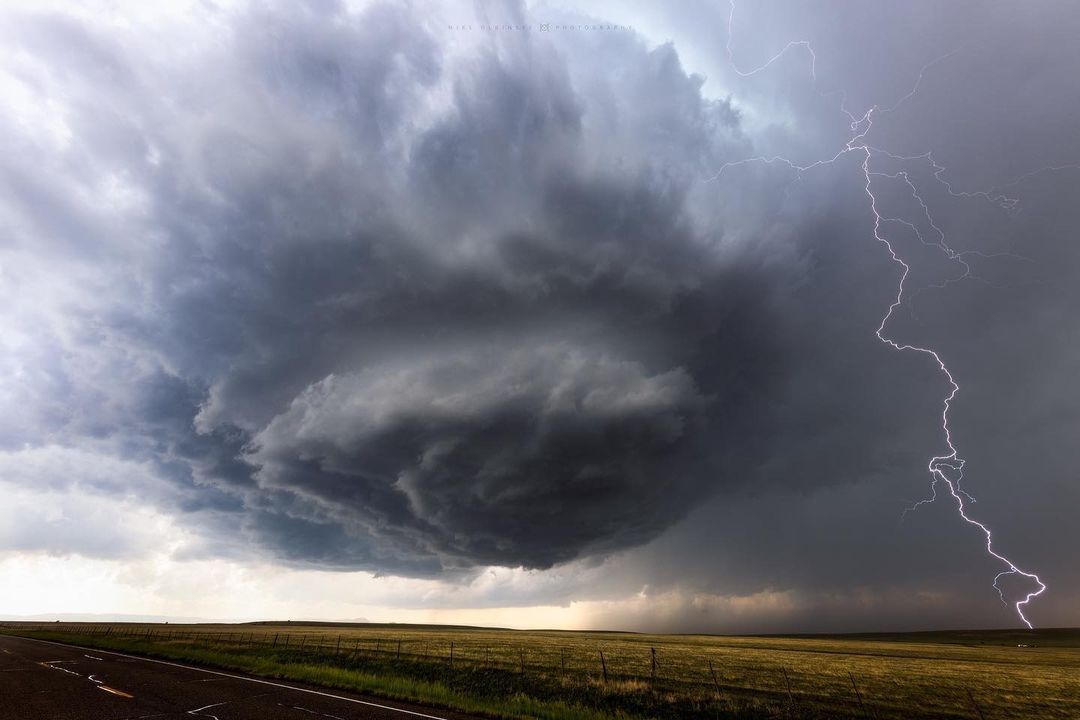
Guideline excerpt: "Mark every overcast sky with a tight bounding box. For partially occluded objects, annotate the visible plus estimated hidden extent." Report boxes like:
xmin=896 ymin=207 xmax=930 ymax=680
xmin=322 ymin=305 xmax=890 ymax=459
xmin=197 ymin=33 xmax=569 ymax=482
xmin=1 ymin=0 xmax=1078 ymax=633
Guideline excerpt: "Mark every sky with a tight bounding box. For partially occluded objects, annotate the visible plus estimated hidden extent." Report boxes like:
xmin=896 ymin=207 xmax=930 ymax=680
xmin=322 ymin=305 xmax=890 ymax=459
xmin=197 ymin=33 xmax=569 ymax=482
xmin=1 ymin=0 xmax=1078 ymax=633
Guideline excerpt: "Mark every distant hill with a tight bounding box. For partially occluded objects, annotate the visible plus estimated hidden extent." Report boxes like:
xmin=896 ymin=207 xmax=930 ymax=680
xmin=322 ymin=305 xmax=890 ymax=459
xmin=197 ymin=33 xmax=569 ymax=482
xmin=0 ymin=612 xmax=231 ymax=624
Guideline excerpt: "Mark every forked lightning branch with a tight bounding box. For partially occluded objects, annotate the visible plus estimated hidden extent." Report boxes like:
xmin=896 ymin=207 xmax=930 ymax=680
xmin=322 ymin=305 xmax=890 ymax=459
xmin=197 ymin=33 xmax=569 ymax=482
xmin=718 ymin=0 xmax=1054 ymax=628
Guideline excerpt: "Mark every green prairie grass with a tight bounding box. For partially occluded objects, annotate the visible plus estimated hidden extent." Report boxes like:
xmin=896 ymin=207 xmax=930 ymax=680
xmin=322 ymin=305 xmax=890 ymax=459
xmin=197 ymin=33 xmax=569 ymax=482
xmin=3 ymin=623 xmax=1078 ymax=719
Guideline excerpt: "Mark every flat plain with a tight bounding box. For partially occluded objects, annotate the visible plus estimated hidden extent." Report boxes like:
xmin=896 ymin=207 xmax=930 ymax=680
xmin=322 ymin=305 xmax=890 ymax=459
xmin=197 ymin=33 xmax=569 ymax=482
xmin=1 ymin=622 xmax=1077 ymax=719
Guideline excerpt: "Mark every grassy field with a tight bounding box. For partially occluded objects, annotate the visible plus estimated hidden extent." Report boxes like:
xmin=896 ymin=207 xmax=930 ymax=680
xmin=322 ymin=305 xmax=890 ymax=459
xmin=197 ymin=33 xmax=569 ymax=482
xmin=2 ymin=622 xmax=1077 ymax=720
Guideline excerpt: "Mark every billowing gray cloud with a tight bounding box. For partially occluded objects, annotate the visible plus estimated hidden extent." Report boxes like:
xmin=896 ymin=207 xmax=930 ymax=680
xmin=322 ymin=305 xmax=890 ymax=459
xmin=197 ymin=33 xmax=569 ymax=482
xmin=1 ymin=0 xmax=1078 ymax=629
xmin=0 ymin=0 xmax=785 ymax=573
xmin=249 ymin=346 xmax=712 ymax=568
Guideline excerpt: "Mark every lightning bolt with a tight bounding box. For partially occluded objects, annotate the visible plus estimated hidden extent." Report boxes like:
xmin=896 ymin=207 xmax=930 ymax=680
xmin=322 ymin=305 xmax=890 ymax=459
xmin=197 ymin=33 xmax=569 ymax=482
xmin=718 ymin=1 xmax=1063 ymax=628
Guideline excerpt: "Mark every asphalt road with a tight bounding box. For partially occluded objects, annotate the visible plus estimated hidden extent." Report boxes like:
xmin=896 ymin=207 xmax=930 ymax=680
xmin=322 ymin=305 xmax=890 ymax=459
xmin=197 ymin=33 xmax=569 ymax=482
xmin=0 ymin=634 xmax=478 ymax=720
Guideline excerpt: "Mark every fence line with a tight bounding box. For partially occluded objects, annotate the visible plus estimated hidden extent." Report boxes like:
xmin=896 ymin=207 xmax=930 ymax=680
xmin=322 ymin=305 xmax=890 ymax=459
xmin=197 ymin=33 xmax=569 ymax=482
xmin=1 ymin=620 xmax=987 ymax=720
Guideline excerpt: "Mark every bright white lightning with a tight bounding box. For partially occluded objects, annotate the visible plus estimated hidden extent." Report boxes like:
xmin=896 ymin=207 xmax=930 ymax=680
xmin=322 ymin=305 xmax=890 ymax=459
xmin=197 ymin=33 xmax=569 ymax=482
xmin=719 ymin=1 xmax=1055 ymax=628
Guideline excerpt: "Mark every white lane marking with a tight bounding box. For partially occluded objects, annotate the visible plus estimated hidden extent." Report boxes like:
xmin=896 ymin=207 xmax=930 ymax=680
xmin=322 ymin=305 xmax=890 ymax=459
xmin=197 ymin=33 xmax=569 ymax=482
xmin=187 ymin=700 xmax=228 ymax=719
xmin=281 ymin=704 xmax=345 ymax=720
xmin=189 ymin=701 xmax=228 ymax=712
xmin=85 ymin=654 xmax=103 ymax=660
xmin=12 ymin=636 xmax=454 ymax=720
xmin=34 ymin=655 xmax=134 ymax=700
xmin=303 ymin=709 xmax=343 ymax=720
xmin=38 ymin=661 xmax=83 ymax=677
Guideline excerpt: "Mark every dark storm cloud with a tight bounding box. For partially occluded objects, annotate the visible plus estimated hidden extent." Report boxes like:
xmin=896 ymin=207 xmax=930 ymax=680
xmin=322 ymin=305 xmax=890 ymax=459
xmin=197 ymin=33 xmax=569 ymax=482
xmin=2 ymin=0 xmax=1078 ymax=629
xmin=509 ymin=0 xmax=1080 ymax=629
xmin=0 ymin=0 xmax=791 ymax=572
xmin=248 ymin=346 xmax=713 ymax=568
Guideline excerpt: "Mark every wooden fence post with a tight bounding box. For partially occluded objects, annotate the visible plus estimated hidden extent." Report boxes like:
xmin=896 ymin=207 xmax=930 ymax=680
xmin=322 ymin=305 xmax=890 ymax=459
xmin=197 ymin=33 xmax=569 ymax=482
xmin=849 ymin=672 xmax=871 ymax=720
xmin=781 ymin=666 xmax=797 ymax=713
xmin=599 ymin=649 xmax=608 ymax=683
xmin=967 ymin=689 xmax=986 ymax=720
xmin=650 ymin=647 xmax=657 ymax=682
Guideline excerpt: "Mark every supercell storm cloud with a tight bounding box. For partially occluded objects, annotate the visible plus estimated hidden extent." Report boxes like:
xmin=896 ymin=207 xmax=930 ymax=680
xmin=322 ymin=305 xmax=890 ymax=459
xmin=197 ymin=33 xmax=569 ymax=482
xmin=1 ymin=0 xmax=1079 ymax=631
xmin=3 ymin=0 xmax=781 ymax=574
